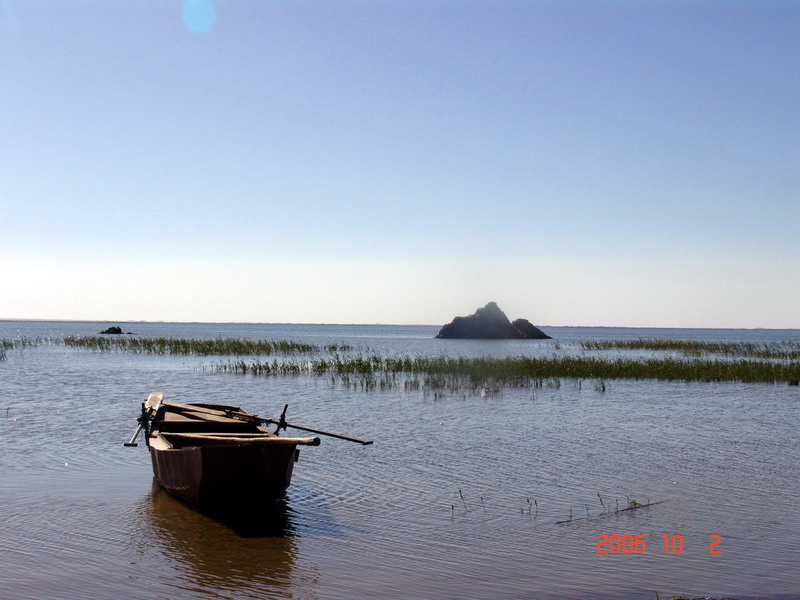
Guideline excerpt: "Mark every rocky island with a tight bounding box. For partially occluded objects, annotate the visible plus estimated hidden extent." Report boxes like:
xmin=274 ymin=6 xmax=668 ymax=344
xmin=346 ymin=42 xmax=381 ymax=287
xmin=99 ymin=326 xmax=134 ymax=335
xmin=435 ymin=302 xmax=551 ymax=339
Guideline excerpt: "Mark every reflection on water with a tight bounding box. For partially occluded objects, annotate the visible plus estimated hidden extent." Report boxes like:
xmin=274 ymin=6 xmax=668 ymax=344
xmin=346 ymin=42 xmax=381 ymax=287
xmin=146 ymin=480 xmax=297 ymax=537
xmin=138 ymin=481 xmax=307 ymax=597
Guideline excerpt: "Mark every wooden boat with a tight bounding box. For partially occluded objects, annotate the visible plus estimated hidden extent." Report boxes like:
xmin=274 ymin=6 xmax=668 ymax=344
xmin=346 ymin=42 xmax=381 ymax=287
xmin=130 ymin=392 xmax=322 ymax=507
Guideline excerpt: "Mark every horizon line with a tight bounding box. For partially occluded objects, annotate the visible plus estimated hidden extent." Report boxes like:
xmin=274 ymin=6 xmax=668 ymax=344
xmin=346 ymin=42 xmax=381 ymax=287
xmin=0 ymin=317 xmax=797 ymax=332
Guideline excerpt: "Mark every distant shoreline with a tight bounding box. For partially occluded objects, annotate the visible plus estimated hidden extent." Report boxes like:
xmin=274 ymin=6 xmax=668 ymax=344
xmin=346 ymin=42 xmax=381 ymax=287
xmin=0 ymin=318 xmax=797 ymax=331
xmin=0 ymin=317 xmax=439 ymax=327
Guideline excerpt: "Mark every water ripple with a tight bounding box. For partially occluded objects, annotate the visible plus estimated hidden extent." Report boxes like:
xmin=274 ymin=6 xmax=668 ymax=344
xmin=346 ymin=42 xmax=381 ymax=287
xmin=1 ymin=324 xmax=799 ymax=599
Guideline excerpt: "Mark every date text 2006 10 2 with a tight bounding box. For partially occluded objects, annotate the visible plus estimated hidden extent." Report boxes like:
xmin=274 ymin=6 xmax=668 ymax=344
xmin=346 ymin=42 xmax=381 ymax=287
xmin=597 ymin=534 xmax=722 ymax=554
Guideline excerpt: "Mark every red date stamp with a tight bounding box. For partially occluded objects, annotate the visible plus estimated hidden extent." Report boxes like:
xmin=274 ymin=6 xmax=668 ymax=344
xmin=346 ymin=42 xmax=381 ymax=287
xmin=597 ymin=534 xmax=722 ymax=554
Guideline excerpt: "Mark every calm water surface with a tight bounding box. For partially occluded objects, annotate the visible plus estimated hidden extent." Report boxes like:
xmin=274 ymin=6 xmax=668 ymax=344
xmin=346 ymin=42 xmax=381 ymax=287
xmin=1 ymin=321 xmax=799 ymax=599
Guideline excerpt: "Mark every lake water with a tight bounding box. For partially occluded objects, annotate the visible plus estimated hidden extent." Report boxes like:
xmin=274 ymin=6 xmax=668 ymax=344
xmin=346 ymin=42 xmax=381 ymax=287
xmin=1 ymin=320 xmax=799 ymax=600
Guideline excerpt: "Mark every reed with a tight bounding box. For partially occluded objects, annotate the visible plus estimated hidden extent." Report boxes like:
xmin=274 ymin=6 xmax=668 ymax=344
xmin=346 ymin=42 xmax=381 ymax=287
xmin=214 ymin=353 xmax=800 ymax=388
xmin=0 ymin=337 xmax=47 ymax=358
xmin=581 ymin=339 xmax=800 ymax=360
xmin=554 ymin=498 xmax=665 ymax=524
xmin=9 ymin=334 xmax=798 ymax=390
xmin=61 ymin=336 xmax=340 ymax=356
xmin=1 ymin=337 xmax=46 ymax=349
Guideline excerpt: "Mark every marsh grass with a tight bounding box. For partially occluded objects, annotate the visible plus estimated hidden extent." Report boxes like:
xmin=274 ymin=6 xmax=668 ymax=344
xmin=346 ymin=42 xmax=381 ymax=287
xmin=0 ymin=337 xmax=47 ymax=359
xmin=1 ymin=337 xmax=45 ymax=349
xmin=213 ymin=353 xmax=800 ymax=390
xmin=62 ymin=336 xmax=349 ymax=356
xmin=7 ymin=335 xmax=798 ymax=391
xmin=581 ymin=339 xmax=800 ymax=360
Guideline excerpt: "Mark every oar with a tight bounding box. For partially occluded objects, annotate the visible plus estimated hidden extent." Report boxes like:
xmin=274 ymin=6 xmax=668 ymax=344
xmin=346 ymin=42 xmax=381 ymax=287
xmin=124 ymin=423 xmax=144 ymax=447
xmin=264 ymin=403 xmax=372 ymax=444
xmin=261 ymin=418 xmax=373 ymax=445
xmin=124 ymin=393 xmax=162 ymax=447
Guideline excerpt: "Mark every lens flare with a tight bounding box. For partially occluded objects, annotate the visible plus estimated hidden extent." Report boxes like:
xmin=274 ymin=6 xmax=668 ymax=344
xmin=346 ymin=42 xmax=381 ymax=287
xmin=182 ymin=0 xmax=215 ymax=33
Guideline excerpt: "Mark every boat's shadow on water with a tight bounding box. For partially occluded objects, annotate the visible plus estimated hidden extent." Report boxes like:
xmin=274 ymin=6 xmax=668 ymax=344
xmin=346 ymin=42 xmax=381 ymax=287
xmin=192 ymin=498 xmax=297 ymax=538
xmin=144 ymin=478 xmax=344 ymax=539
xmin=146 ymin=479 xmax=297 ymax=537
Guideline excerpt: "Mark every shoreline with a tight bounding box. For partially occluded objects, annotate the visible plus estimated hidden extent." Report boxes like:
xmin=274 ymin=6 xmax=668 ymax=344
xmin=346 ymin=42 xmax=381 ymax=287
xmin=0 ymin=318 xmax=797 ymax=332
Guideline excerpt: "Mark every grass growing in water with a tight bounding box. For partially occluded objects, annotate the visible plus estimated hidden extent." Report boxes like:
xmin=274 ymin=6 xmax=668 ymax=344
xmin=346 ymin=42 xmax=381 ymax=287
xmin=0 ymin=337 xmax=47 ymax=359
xmin=214 ymin=353 xmax=800 ymax=389
xmin=6 ymin=335 xmax=798 ymax=390
xmin=581 ymin=339 xmax=800 ymax=360
xmin=63 ymin=336 xmax=349 ymax=356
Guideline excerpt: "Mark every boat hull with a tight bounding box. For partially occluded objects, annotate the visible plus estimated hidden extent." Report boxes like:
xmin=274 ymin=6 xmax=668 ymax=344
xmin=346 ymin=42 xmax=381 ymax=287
xmin=149 ymin=441 xmax=299 ymax=507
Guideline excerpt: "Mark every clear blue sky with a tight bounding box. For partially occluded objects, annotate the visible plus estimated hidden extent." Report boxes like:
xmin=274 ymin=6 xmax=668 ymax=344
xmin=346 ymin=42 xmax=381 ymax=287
xmin=1 ymin=0 xmax=798 ymax=327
